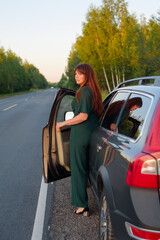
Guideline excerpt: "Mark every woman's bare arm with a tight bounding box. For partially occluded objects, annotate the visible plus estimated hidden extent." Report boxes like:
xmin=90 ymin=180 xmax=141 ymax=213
xmin=56 ymin=113 xmax=88 ymax=132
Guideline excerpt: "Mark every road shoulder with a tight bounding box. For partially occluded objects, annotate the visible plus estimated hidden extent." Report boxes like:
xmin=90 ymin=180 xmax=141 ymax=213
xmin=49 ymin=177 xmax=99 ymax=240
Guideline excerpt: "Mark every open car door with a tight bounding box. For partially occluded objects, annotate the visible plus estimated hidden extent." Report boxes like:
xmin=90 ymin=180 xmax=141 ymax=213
xmin=42 ymin=88 xmax=75 ymax=183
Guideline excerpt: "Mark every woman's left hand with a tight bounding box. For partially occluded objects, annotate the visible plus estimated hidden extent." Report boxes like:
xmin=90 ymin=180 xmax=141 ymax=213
xmin=56 ymin=122 xmax=65 ymax=132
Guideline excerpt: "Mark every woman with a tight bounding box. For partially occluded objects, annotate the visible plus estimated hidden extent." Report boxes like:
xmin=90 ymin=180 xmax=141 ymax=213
xmin=107 ymin=97 xmax=143 ymax=132
xmin=56 ymin=63 xmax=103 ymax=216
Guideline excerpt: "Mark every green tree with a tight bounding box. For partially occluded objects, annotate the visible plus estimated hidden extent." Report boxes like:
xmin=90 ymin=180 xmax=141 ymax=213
xmin=145 ymin=14 xmax=160 ymax=75
xmin=59 ymin=0 xmax=160 ymax=91
xmin=0 ymin=48 xmax=48 ymax=94
xmin=58 ymin=46 xmax=80 ymax=90
xmin=23 ymin=61 xmax=48 ymax=89
xmin=58 ymin=73 xmax=69 ymax=88
xmin=65 ymin=46 xmax=81 ymax=90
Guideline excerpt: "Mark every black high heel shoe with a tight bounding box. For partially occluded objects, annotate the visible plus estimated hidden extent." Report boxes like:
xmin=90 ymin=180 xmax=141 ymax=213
xmin=74 ymin=207 xmax=89 ymax=217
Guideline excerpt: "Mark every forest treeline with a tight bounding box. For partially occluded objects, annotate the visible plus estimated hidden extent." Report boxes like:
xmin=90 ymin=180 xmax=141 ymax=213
xmin=59 ymin=0 xmax=160 ymax=92
xmin=0 ymin=47 xmax=48 ymax=94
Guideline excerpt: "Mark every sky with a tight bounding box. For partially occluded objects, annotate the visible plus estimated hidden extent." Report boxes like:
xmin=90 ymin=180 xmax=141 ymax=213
xmin=0 ymin=0 xmax=160 ymax=83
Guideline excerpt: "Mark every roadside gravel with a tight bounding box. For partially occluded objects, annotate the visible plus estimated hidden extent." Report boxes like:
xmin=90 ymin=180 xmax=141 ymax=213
xmin=49 ymin=177 xmax=99 ymax=240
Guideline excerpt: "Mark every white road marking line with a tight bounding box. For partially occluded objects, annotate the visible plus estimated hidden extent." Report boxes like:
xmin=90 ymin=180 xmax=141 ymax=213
xmin=2 ymin=104 xmax=18 ymax=111
xmin=31 ymin=176 xmax=48 ymax=240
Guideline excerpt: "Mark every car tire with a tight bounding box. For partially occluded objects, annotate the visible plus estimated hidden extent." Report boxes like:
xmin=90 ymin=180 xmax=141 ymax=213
xmin=99 ymin=189 xmax=115 ymax=240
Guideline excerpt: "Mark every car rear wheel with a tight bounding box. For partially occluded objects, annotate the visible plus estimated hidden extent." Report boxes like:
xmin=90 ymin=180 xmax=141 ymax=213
xmin=99 ymin=190 xmax=115 ymax=240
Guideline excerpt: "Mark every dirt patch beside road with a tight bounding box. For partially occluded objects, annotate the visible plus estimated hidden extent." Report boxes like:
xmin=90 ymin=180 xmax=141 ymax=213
xmin=49 ymin=177 xmax=99 ymax=240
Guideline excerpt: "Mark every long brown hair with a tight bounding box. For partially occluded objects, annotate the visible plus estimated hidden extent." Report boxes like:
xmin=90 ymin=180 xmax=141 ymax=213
xmin=107 ymin=97 xmax=143 ymax=117
xmin=74 ymin=63 xmax=103 ymax=116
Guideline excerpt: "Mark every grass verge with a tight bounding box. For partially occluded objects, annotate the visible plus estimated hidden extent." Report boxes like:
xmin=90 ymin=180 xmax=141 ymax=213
xmin=101 ymin=91 xmax=108 ymax=101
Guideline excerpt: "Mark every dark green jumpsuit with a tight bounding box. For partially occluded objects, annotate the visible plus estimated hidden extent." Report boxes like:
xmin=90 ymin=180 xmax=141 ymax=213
xmin=70 ymin=86 xmax=99 ymax=208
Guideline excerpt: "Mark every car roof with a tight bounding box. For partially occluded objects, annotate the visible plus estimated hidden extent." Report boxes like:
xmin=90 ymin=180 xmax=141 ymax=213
xmin=114 ymin=76 xmax=160 ymax=97
xmin=117 ymin=85 xmax=160 ymax=96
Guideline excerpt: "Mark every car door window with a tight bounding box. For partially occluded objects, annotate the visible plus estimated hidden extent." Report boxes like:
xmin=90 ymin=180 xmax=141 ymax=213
xmin=56 ymin=95 xmax=74 ymax=122
xmin=117 ymin=93 xmax=151 ymax=139
xmin=55 ymin=94 xmax=74 ymax=173
xmin=101 ymin=92 xmax=129 ymax=130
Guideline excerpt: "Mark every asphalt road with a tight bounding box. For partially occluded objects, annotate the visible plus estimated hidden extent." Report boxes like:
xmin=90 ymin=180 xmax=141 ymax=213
xmin=0 ymin=89 xmax=56 ymax=240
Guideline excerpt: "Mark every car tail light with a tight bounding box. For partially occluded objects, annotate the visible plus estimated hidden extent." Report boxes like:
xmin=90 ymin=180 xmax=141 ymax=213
xmin=126 ymin=100 xmax=160 ymax=189
xmin=126 ymin=222 xmax=160 ymax=240
xmin=126 ymin=154 xmax=158 ymax=189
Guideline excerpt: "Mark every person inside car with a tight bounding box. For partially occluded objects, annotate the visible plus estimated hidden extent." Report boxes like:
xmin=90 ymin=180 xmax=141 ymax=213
xmin=106 ymin=97 xmax=143 ymax=132
xmin=56 ymin=63 xmax=103 ymax=216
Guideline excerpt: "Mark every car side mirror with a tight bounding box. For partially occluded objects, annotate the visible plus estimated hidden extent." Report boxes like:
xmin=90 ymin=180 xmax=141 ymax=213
xmin=65 ymin=111 xmax=74 ymax=121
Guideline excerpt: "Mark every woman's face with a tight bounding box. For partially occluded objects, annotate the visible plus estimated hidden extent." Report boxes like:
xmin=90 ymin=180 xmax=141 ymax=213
xmin=75 ymin=70 xmax=86 ymax=86
xmin=130 ymin=104 xmax=139 ymax=111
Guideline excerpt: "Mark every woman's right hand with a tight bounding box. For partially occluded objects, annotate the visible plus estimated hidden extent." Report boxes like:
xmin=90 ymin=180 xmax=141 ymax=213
xmin=56 ymin=112 xmax=87 ymax=133
xmin=56 ymin=122 xmax=65 ymax=133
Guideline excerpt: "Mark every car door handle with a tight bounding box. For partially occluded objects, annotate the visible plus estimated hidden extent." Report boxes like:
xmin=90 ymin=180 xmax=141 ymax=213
xmin=97 ymin=144 xmax=102 ymax=152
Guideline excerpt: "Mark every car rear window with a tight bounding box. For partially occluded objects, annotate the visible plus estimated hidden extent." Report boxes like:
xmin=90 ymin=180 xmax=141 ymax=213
xmin=102 ymin=92 xmax=152 ymax=139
